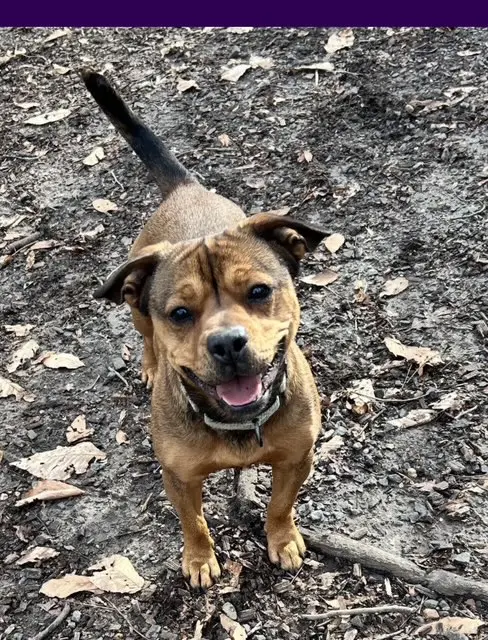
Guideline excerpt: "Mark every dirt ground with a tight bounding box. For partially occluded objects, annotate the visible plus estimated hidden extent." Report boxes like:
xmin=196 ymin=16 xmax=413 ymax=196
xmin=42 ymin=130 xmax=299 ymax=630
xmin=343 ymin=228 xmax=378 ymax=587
xmin=1 ymin=27 xmax=488 ymax=640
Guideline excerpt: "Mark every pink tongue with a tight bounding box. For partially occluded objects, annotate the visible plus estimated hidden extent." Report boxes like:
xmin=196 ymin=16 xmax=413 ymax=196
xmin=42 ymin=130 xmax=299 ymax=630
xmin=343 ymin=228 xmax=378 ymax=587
xmin=216 ymin=375 xmax=263 ymax=407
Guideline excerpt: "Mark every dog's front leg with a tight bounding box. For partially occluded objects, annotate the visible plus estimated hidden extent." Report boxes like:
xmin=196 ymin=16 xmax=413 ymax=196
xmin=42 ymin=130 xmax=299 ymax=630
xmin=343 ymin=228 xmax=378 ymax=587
xmin=266 ymin=452 xmax=313 ymax=571
xmin=162 ymin=468 xmax=221 ymax=588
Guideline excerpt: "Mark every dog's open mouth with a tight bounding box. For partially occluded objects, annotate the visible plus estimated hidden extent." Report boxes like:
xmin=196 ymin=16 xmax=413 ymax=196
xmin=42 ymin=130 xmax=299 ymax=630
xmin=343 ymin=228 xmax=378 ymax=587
xmin=183 ymin=339 xmax=286 ymax=411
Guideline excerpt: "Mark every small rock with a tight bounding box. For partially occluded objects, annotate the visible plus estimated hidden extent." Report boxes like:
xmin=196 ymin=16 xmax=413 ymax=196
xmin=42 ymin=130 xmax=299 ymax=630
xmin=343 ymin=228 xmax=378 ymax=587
xmin=222 ymin=602 xmax=237 ymax=621
xmin=112 ymin=356 xmax=126 ymax=371
xmin=310 ymin=509 xmax=324 ymax=522
xmin=453 ymin=551 xmax=471 ymax=566
xmin=424 ymin=599 xmax=439 ymax=609
xmin=388 ymin=473 xmax=403 ymax=484
xmin=349 ymin=527 xmax=368 ymax=540
xmin=407 ymin=467 xmax=417 ymax=479
xmin=71 ymin=610 xmax=82 ymax=623
xmin=352 ymin=442 xmax=363 ymax=451
xmin=423 ymin=608 xmax=440 ymax=621
xmin=447 ymin=460 xmax=465 ymax=474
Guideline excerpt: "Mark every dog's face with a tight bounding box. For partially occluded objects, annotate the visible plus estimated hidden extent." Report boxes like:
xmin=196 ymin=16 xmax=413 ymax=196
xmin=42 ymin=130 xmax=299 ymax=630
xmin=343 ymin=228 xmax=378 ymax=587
xmin=96 ymin=214 xmax=327 ymax=420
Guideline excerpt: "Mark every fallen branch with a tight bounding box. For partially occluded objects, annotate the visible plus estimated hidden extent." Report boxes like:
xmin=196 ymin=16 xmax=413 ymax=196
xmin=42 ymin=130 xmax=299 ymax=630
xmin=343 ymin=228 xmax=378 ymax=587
xmin=6 ymin=231 xmax=42 ymax=254
xmin=30 ymin=603 xmax=70 ymax=640
xmin=302 ymin=604 xmax=414 ymax=621
xmin=301 ymin=529 xmax=488 ymax=603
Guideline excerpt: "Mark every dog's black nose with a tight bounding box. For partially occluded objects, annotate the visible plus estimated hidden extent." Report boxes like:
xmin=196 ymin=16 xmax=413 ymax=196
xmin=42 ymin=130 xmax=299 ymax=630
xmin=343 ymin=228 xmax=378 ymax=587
xmin=207 ymin=326 xmax=249 ymax=364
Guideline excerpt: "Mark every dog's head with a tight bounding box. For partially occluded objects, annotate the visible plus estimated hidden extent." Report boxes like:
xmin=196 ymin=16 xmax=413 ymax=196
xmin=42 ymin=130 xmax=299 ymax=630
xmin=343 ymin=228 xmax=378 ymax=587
xmin=95 ymin=214 xmax=327 ymax=420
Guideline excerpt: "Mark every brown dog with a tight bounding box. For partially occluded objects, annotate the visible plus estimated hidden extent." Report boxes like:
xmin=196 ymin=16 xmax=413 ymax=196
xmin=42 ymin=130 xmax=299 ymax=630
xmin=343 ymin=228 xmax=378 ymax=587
xmin=82 ymin=70 xmax=327 ymax=588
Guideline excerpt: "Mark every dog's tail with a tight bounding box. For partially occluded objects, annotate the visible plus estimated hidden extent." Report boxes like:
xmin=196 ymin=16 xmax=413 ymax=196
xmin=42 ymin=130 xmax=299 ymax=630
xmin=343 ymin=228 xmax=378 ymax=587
xmin=81 ymin=69 xmax=193 ymax=197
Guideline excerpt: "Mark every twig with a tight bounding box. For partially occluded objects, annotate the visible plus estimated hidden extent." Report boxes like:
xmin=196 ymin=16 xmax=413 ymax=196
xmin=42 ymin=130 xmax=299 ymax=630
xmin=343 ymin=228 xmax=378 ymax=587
xmin=371 ymin=631 xmax=404 ymax=640
xmin=108 ymin=367 xmax=129 ymax=388
xmin=30 ymin=603 xmax=71 ymax=640
xmin=301 ymin=529 xmax=488 ymax=602
xmin=102 ymin=597 xmax=149 ymax=640
xmin=6 ymin=231 xmax=42 ymax=254
xmin=302 ymin=604 xmax=414 ymax=620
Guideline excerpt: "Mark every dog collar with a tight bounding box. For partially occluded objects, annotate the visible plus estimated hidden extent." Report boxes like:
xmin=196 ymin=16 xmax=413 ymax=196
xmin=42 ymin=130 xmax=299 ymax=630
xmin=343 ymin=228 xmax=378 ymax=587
xmin=180 ymin=372 xmax=287 ymax=447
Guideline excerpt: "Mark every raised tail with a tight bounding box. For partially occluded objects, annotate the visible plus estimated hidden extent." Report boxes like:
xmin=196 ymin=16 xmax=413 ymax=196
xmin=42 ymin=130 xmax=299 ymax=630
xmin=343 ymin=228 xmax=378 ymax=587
xmin=81 ymin=69 xmax=193 ymax=197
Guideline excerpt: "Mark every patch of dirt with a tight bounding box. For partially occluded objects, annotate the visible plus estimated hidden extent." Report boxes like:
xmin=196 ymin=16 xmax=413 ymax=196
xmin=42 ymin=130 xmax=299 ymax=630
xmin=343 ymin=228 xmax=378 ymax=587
xmin=1 ymin=27 xmax=488 ymax=639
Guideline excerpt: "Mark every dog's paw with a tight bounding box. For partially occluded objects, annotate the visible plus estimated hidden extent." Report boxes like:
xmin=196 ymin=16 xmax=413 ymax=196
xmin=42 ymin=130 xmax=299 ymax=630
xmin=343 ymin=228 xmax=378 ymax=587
xmin=267 ymin=525 xmax=306 ymax=572
xmin=141 ymin=364 xmax=156 ymax=389
xmin=182 ymin=547 xmax=221 ymax=589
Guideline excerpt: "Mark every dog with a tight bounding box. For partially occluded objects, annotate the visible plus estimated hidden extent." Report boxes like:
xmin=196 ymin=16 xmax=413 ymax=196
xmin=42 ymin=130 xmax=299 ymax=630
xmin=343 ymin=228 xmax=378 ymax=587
xmin=82 ymin=70 xmax=328 ymax=588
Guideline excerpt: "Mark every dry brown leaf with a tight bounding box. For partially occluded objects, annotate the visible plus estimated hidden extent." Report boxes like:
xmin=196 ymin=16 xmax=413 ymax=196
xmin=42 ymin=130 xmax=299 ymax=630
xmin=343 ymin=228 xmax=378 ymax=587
xmin=115 ymin=430 xmax=129 ymax=445
xmin=297 ymin=150 xmax=313 ymax=163
xmin=7 ymin=340 xmax=39 ymax=373
xmin=300 ymin=270 xmax=339 ymax=287
xmin=40 ymin=575 xmax=99 ymax=598
xmin=83 ymin=146 xmax=105 ymax=166
xmin=431 ymin=391 xmax=464 ymax=412
xmin=249 ymin=54 xmax=274 ymax=70
xmin=53 ymin=63 xmax=70 ymax=75
xmin=14 ymin=101 xmax=40 ymax=110
xmin=325 ymin=233 xmax=345 ymax=254
xmin=317 ymin=435 xmax=344 ymax=459
xmin=40 ymin=352 xmax=84 ymax=369
xmin=224 ymin=559 xmax=243 ymax=588
xmin=177 ymin=78 xmax=199 ymax=93
xmin=0 ymin=375 xmax=35 ymax=402
xmin=88 ymin=555 xmax=145 ymax=593
xmin=443 ymin=499 xmax=470 ymax=519
xmin=325 ymin=29 xmax=355 ymax=54
xmin=295 ymin=61 xmax=335 ymax=72
xmin=30 ymin=240 xmax=58 ymax=251
xmin=221 ymin=64 xmax=251 ymax=83
xmin=92 ymin=198 xmax=118 ymax=213
xmin=16 ymin=546 xmax=60 ymax=565
xmin=220 ymin=613 xmax=247 ymax=640
xmin=347 ymin=379 xmax=375 ymax=415
xmin=26 ymin=250 xmax=36 ymax=270
xmin=414 ymin=616 xmax=485 ymax=636
xmin=11 ymin=442 xmax=106 ymax=481
xmin=380 ymin=277 xmax=409 ymax=297
xmin=44 ymin=28 xmax=71 ymax=43
xmin=66 ymin=415 xmax=93 ymax=443
xmin=384 ymin=337 xmax=443 ymax=371
xmin=388 ymin=409 xmax=438 ymax=429
xmin=218 ymin=133 xmax=231 ymax=147
xmin=25 ymin=109 xmax=71 ymax=126
xmin=15 ymin=479 xmax=85 ymax=506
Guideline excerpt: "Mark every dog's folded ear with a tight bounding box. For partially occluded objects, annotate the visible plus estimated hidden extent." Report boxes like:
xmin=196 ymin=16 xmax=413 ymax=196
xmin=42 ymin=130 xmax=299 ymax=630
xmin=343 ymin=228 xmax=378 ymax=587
xmin=94 ymin=242 xmax=170 ymax=314
xmin=243 ymin=213 xmax=329 ymax=272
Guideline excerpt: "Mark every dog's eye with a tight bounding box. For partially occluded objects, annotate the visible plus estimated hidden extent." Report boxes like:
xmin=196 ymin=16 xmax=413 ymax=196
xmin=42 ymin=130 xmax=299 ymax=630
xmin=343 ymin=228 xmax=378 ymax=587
xmin=248 ymin=284 xmax=272 ymax=303
xmin=169 ymin=307 xmax=193 ymax=324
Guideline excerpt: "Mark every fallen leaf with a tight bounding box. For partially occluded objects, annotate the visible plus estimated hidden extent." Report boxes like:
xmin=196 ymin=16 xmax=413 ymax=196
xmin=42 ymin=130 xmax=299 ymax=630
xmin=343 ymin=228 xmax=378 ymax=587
xmin=297 ymin=150 xmax=313 ymax=163
xmin=30 ymin=240 xmax=58 ymax=251
xmin=66 ymin=415 xmax=93 ymax=443
xmin=15 ymin=479 xmax=85 ymax=506
xmin=26 ymin=250 xmax=36 ymax=270
xmin=221 ymin=64 xmax=251 ymax=83
xmin=332 ymin=180 xmax=361 ymax=205
xmin=347 ymin=379 xmax=375 ymax=415
xmin=249 ymin=54 xmax=274 ymax=70
xmin=443 ymin=499 xmax=470 ymax=519
xmin=380 ymin=277 xmax=409 ymax=297
xmin=82 ymin=224 xmax=105 ymax=239
xmin=88 ymin=555 xmax=145 ymax=594
xmin=44 ymin=28 xmax=71 ymax=43
xmin=295 ymin=61 xmax=335 ymax=72
xmin=25 ymin=109 xmax=71 ymax=126
xmin=14 ymin=101 xmax=40 ymax=110
xmin=115 ymin=430 xmax=129 ymax=445
xmin=226 ymin=27 xmax=253 ymax=33
xmin=224 ymin=559 xmax=243 ymax=588
xmin=0 ymin=375 xmax=35 ymax=402
xmin=83 ymin=146 xmax=105 ymax=166
xmin=325 ymin=29 xmax=355 ymax=54
xmin=218 ymin=133 xmax=231 ymax=147
xmin=414 ymin=616 xmax=485 ymax=636
xmin=40 ymin=352 xmax=84 ymax=370
xmin=384 ymin=337 xmax=443 ymax=372
xmin=53 ymin=63 xmax=70 ymax=75
xmin=317 ymin=435 xmax=344 ymax=459
xmin=40 ymin=575 xmax=99 ymax=598
xmin=300 ymin=269 xmax=339 ymax=287
xmin=11 ymin=442 xmax=106 ymax=481
xmin=177 ymin=78 xmax=199 ymax=93
xmin=92 ymin=198 xmax=118 ymax=213
xmin=431 ymin=391 xmax=464 ymax=412
xmin=325 ymin=233 xmax=345 ymax=254
xmin=388 ymin=409 xmax=438 ymax=429
xmin=16 ymin=546 xmax=60 ymax=565
xmin=220 ymin=613 xmax=247 ymax=640
xmin=245 ymin=176 xmax=266 ymax=190
xmin=7 ymin=340 xmax=39 ymax=373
